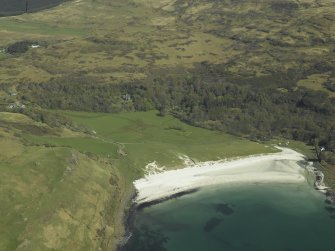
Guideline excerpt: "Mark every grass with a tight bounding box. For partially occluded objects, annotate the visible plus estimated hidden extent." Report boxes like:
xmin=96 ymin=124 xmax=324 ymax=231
xmin=24 ymin=110 xmax=278 ymax=179
xmin=269 ymin=138 xmax=315 ymax=158
xmin=24 ymin=135 xmax=120 ymax=156
xmin=0 ymin=137 xmax=113 ymax=250
xmin=319 ymin=163 xmax=335 ymax=192
xmin=56 ymin=110 xmax=277 ymax=172
xmin=0 ymin=18 xmax=88 ymax=37
xmin=297 ymin=73 xmax=335 ymax=97
xmin=0 ymin=51 xmax=7 ymax=59
xmin=0 ymin=112 xmax=129 ymax=251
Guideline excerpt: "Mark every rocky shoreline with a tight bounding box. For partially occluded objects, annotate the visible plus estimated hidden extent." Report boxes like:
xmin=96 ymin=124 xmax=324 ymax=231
xmin=115 ymin=192 xmax=138 ymax=251
xmin=116 ymin=188 xmax=200 ymax=251
xmin=308 ymin=161 xmax=335 ymax=218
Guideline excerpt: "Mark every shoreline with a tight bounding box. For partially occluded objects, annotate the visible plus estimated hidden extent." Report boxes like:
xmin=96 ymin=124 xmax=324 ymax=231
xmin=118 ymin=147 xmax=335 ymax=250
xmin=133 ymin=147 xmax=308 ymax=206
xmin=115 ymin=191 xmax=137 ymax=251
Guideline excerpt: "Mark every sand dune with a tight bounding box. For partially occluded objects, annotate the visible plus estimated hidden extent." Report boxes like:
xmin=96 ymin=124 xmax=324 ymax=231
xmin=133 ymin=147 xmax=309 ymax=205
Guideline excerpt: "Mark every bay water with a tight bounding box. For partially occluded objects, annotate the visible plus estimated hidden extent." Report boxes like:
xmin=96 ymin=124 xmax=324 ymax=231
xmin=123 ymin=181 xmax=335 ymax=251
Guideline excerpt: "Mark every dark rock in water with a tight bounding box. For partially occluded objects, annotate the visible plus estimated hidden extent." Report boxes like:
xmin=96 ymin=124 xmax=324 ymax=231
xmin=330 ymin=215 xmax=335 ymax=220
xmin=214 ymin=203 xmax=234 ymax=215
xmin=203 ymin=217 xmax=223 ymax=232
xmin=325 ymin=191 xmax=335 ymax=205
xmin=325 ymin=206 xmax=335 ymax=214
xmin=326 ymin=190 xmax=333 ymax=197
xmin=325 ymin=199 xmax=333 ymax=205
xmin=137 ymin=188 xmax=199 ymax=210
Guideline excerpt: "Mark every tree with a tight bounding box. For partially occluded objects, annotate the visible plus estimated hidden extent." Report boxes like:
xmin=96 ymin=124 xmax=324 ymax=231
xmin=314 ymin=139 xmax=321 ymax=161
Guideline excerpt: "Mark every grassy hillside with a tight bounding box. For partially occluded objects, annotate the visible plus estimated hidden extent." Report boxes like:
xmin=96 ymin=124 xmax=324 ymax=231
xmin=0 ymin=112 xmax=132 ymax=251
xmin=0 ymin=0 xmax=334 ymax=89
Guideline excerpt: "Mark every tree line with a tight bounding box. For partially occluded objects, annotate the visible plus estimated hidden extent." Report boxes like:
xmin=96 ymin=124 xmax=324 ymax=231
xmin=9 ymin=65 xmax=335 ymax=163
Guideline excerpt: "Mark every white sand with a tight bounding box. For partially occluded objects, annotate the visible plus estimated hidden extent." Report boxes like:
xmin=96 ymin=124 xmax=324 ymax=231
xmin=134 ymin=147 xmax=308 ymax=205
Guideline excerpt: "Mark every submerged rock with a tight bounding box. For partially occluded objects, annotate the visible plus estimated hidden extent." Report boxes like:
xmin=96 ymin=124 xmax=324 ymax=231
xmin=325 ymin=199 xmax=333 ymax=205
xmin=325 ymin=191 xmax=335 ymax=205
xmin=203 ymin=217 xmax=223 ymax=232
xmin=214 ymin=203 xmax=234 ymax=215
xmin=325 ymin=206 xmax=335 ymax=214
xmin=123 ymin=226 xmax=169 ymax=251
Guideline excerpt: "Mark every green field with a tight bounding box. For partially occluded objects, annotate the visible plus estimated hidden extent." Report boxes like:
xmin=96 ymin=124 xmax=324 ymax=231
xmin=27 ymin=110 xmax=278 ymax=176
xmin=0 ymin=18 xmax=88 ymax=36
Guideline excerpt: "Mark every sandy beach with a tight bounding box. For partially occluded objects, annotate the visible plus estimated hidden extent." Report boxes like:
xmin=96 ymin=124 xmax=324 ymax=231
xmin=133 ymin=147 xmax=309 ymax=205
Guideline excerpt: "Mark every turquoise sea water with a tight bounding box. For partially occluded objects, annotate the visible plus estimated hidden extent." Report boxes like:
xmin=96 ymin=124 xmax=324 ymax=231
xmin=123 ymin=182 xmax=335 ymax=251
